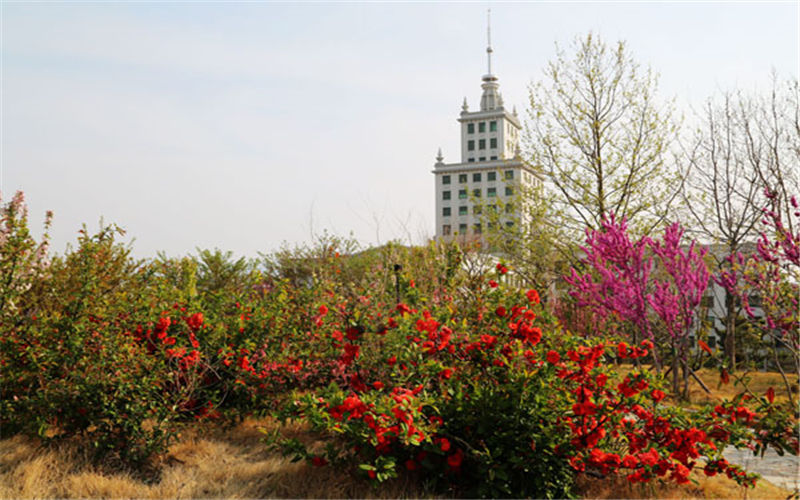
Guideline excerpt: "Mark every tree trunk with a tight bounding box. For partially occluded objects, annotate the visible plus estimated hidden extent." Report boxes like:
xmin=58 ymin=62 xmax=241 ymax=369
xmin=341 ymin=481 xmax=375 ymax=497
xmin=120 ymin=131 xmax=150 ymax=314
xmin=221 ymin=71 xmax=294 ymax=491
xmin=724 ymin=289 xmax=737 ymax=372
xmin=672 ymin=340 xmax=680 ymax=397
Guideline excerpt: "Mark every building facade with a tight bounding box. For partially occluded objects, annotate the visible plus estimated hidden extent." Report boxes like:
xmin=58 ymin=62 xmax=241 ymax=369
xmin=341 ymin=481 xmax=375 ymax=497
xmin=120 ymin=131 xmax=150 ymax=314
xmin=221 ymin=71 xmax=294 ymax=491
xmin=433 ymin=33 xmax=540 ymax=242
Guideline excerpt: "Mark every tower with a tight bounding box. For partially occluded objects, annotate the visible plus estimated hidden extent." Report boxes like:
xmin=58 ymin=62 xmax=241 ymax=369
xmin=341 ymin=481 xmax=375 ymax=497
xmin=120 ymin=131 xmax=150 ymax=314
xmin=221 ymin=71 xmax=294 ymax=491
xmin=433 ymin=12 xmax=540 ymax=243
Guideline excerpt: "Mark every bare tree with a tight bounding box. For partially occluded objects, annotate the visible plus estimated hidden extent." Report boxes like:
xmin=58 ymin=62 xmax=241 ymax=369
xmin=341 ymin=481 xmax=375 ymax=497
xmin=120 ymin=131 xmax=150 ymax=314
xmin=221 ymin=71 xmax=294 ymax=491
xmin=745 ymin=76 xmax=800 ymax=234
xmin=682 ymin=92 xmax=768 ymax=371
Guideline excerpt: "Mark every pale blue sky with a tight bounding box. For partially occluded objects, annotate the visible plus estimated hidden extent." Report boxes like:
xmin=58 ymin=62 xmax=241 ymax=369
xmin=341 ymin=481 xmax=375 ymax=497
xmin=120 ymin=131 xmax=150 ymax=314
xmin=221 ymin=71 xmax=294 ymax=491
xmin=3 ymin=2 xmax=797 ymax=257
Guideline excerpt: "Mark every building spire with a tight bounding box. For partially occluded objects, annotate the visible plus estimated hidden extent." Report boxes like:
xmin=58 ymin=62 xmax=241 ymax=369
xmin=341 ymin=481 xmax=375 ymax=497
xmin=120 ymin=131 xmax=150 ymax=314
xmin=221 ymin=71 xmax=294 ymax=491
xmin=480 ymin=8 xmax=501 ymax=111
xmin=486 ymin=9 xmax=493 ymax=76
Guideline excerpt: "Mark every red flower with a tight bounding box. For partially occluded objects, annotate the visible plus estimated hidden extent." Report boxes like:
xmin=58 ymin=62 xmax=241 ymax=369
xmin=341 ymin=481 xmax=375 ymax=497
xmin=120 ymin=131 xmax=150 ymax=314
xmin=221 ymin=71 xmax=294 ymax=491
xmin=439 ymin=368 xmax=453 ymax=379
xmin=546 ymin=350 xmax=560 ymax=364
xmin=495 ymin=306 xmax=507 ymax=317
xmin=405 ymin=459 xmax=418 ymax=470
xmin=496 ymin=263 xmax=508 ymax=275
xmin=156 ymin=316 xmax=171 ymax=332
xmin=651 ymin=389 xmax=665 ymax=403
xmin=526 ymin=289 xmax=540 ymax=304
xmin=488 ymin=280 xmax=499 ymax=288
xmin=438 ymin=437 xmax=451 ymax=451
xmin=372 ymin=381 xmax=384 ymax=390
xmin=447 ymin=448 xmax=463 ymax=468
xmin=186 ymin=312 xmax=204 ymax=330
xmin=766 ymin=387 xmax=775 ymax=404
xmin=720 ymin=368 xmax=730 ymax=385
xmin=617 ymin=342 xmax=628 ymax=358
xmin=310 ymin=456 xmax=328 ymax=467
xmin=698 ymin=339 xmax=712 ymax=355
xmin=367 ymin=470 xmax=376 ymax=479
xmin=671 ymin=463 xmax=690 ymax=484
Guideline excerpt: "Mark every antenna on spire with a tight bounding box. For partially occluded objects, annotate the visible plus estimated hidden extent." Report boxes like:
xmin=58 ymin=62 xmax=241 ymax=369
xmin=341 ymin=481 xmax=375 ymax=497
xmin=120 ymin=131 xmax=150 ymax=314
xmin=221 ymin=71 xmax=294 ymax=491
xmin=486 ymin=9 xmax=493 ymax=75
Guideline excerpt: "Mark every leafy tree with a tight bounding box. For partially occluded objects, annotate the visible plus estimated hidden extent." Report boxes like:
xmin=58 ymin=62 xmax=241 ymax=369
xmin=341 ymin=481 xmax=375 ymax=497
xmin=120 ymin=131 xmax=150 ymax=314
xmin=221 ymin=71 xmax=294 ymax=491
xmin=525 ymin=33 xmax=681 ymax=240
xmin=194 ymin=248 xmax=255 ymax=297
xmin=481 ymin=178 xmax=571 ymax=295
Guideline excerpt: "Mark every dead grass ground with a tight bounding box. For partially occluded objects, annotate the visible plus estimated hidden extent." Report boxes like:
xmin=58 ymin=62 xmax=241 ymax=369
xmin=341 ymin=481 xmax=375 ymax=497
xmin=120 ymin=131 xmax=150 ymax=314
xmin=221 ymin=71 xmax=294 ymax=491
xmin=577 ymin=470 xmax=795 ymax=499
xmin=0 ymin=418 xmax=428 ymax=499
xmin=686 ymin=368 xmax=798 ymax=407
xmin=614 ymin=364 xmax=798 ymax=406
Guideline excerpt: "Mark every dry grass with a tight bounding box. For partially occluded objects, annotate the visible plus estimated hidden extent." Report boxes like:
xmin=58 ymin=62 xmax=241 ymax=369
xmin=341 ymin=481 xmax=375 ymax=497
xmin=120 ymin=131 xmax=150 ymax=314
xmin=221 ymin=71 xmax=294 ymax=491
xmin=613 ymin=364 xmax=798 ymax=406
xmin=686 ymin=368 xmax=798 ymax=407
xmin=0 ymin=418 xmax=428 ymax=499
xmin=577 ymin=469 xmax=795 ymax=500
xmin=1 ymin=416 xmax=795 ymax=499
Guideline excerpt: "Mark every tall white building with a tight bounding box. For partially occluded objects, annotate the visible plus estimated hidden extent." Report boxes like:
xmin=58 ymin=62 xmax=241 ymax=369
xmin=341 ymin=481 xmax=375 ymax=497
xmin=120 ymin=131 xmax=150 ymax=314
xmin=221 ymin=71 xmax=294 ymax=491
xmin=433 ymin=24 xmax=540 ymax=242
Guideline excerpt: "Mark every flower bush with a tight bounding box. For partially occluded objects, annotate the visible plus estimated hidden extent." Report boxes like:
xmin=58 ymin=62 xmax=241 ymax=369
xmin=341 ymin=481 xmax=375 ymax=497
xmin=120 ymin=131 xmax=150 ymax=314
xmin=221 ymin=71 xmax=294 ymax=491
xmin=278 ymin=266 xmax=795 ymax=497
xmin=1 ymin=192 xmax=796 ymax=496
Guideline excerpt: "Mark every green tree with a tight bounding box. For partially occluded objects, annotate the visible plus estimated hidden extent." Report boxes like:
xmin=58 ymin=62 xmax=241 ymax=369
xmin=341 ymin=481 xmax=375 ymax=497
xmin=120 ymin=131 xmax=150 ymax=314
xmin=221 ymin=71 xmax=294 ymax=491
xmin=525 ymin=33 xmax=681 ymax=239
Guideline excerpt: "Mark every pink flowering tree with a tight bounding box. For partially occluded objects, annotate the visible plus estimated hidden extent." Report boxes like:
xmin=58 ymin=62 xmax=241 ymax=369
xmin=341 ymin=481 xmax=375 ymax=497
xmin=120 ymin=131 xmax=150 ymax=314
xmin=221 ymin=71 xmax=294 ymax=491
xmin=716 ymin=192 xmax=799 ymax=404
xmin=648 ymin=223 xmax=711 ymax=398
xmin=565 ymin=215 xmax=657 ymax=368
xmin=566 ymin=215 xmax=711 ymax=397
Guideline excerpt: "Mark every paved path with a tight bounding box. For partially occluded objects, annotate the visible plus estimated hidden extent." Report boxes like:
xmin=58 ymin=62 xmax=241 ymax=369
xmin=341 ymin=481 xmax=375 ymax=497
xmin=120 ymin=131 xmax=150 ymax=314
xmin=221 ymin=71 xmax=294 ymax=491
xmin=724 ymin=445 xmax=800 ymax=491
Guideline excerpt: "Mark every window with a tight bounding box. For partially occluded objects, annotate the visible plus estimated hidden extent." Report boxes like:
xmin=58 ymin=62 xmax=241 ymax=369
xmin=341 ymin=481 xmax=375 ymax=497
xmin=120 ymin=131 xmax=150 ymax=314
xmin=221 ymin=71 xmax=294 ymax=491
xmin=442 ymin=175 xmax=450 ymax=185
xmin=488 ymin=172 xmax=496 ymax=181
xmin=458 ymin=189 xmax=467 ymax=199
xmin=490 ymin=138 xmax=497 ymax=149
xmin=488 ymin=187 xmax=497 ymax=197
xmin=443 ymin=191 xmax=451 ymax=200
xmin=505 ymin=170 xmax=514 ymax=180
xmin=479 ymin=139 xmax=486 ymax=150
xmin=490 ymin=121 xmax=497 ymax=132
xmin=473 ymin=188 xmax=481 ymax=198
xmin=473 ymin=173 xmax=481 ymax=182
xmin=479 ymin=122 xmax=486 ymax=133
xmin=708 ymin=337 xmax=717 ymax=348
xmin=474 ymin=223 xmax=482 ymax=234
xmin=468 ymin=140 xmax=475 ymax=151
xmin=459 ymin=206 xmax=468 ymax=216
xmin=490 ymin=156 xmax=497 ymax=160
xmin=442 ymin=224 xmax=451 ymax=235
xmin=505 ymin=186 xmax=513 ymax=196
xmin=459 ymin=223 xmax=467 ymax=234
xmin=479 ymin=157 xmax=486 ymax=161
xmin=506 ymin=221 xmax=514 ymax=228
xmin=473 ymin=205 xmax=482 ymax=215
xmin=505 ymin=203 xmax=514 ymax=214
xmin=443 ymin=207 xmax=451 ymax=217
xmin=468 ymin=158 xmax=475 ymax=163
xmin=459 ymin=174 xmax=467 ymax=183
xmin=467 ymin=123 xmax=474 ymax=134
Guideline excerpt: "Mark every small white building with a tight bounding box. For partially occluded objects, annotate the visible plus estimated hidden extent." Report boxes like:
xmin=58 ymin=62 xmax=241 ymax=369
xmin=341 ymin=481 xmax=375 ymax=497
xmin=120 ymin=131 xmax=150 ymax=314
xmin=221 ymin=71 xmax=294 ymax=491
xmin=432 ymin=28 xmax=540 ymax=243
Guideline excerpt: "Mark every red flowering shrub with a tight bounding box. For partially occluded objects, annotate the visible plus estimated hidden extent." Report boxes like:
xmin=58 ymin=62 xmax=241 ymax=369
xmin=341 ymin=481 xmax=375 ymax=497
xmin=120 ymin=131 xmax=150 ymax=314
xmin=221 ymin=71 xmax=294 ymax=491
xmin=279 ymin=272 xmax=794 ymax=497
xmin=1 ymin=194 xmax=796 ymax=491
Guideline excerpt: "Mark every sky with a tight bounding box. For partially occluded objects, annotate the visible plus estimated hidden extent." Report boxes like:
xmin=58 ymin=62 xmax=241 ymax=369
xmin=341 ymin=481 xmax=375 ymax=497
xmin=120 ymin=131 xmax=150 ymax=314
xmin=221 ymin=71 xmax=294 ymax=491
xmin=2 ymin=1 xmax=798 ymax=258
